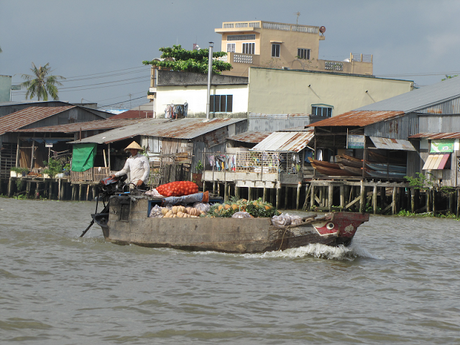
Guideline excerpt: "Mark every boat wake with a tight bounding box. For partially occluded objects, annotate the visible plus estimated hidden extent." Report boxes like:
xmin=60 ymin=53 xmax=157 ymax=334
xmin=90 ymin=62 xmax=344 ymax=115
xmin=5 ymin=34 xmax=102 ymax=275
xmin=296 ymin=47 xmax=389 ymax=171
xmin=242 ymin=241 xmax=381 ymax=261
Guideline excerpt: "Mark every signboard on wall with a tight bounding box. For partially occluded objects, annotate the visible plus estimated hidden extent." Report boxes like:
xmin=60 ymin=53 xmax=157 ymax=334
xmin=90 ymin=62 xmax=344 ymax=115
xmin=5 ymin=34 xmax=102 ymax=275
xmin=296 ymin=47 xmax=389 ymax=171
xmin=347 ymin=135 xmax=365 ymax=149
xmin=430 ymin=140 xmax=454 ymax=153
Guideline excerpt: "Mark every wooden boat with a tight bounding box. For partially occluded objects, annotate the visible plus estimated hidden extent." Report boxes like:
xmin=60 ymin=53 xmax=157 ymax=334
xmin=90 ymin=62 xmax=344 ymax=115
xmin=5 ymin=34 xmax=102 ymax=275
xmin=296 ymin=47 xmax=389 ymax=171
xmin=90 ymin=194 xmax=369 ymax=253
xmin=308 ymin=158 xmax=355 ymax=176
xmin=364 ymin=168 xmax=406 ymax=179
xmin=366 ymin=162 xmax=406 ymax=173
xmin=336 ymin=154 xmax=363 ymax=168
xmin=338 ymin=163 xmax=363 ymax=176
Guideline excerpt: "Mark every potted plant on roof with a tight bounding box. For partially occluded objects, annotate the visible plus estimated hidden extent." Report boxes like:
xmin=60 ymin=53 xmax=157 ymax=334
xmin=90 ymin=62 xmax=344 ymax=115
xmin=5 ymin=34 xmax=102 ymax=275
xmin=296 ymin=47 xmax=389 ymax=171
xmin=192 ymin=160 xmax=204 ymax=190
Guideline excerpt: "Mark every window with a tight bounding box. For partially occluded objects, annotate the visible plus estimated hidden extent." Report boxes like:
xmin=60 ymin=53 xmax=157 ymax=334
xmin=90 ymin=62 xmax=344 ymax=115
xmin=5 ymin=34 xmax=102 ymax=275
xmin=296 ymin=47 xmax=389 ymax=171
xmin=227 ymin=43 xmax=235 ymax=53
xmin=242 ymin=43 xmax=255 ymax=54
xmin=312 ymin=105 xmax=332 ymax=117
xmin=297 ymin=48 xmax=310 ymax=60
xmin=210 ymin=95 xmax=233 ymax=113
xmin=271 ymin=44 xmax=280 ymax=57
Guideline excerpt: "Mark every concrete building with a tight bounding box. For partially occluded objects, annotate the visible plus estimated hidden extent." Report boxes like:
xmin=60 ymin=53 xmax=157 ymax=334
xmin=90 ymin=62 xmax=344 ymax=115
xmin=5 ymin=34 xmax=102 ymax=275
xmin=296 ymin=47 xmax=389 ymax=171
xmin=215 ymin=20 xmax=372 ymax=77
xmin=151 ymin=68 xmax=413 ymax=132
xmin=0 ymin=75 xmax=12 ymax=102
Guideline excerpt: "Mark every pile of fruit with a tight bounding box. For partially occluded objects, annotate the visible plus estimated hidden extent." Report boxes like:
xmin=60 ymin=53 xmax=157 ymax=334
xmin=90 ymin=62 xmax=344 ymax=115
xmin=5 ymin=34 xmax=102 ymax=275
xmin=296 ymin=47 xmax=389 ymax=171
xmin=161 ymin=205 xmax=204 ymax=218
xmin=156 ymin=181 xmax=199 ymax=197
xmin=207 ymin=198 xmax=279 ymax=218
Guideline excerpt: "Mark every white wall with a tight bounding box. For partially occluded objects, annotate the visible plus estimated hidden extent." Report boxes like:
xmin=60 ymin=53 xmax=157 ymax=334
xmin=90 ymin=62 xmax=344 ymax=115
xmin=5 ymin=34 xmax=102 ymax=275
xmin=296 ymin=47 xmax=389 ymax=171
xmin=155 ymin=85 xmax=248 ymax=118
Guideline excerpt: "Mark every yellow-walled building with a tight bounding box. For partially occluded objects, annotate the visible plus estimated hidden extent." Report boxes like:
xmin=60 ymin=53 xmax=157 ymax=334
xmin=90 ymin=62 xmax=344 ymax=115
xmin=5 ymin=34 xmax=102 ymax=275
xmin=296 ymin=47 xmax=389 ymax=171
xmin=215 ymin=20 xmax=372 ymax=77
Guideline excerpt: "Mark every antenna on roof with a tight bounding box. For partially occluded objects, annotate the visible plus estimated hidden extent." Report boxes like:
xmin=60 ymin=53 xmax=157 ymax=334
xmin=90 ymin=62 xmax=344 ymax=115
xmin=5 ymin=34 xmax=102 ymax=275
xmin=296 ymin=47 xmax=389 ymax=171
xmin=295 ymin=12 xmax=300 ymax=25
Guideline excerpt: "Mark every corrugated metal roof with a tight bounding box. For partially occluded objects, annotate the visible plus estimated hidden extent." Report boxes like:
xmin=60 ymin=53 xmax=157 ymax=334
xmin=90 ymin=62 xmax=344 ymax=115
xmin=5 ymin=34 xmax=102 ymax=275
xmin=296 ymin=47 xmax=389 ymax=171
xmin=423 ymin=154 xmax=450 ymax=170
xmin=13 ymin=118 xmax=153 ymax=133
xmin=69 ymin=118 xmax=246 ymax=144
xmin=0 ymin=105 xmax=75 ymax=135
xmin=109 ymin=110 xmax=154 ymax=119
xmin=250 ymin=131 xmax=314 ymax=152
xmin=356 ymin=76 xmax=460 ymax=112
xmin=409 ymin=132 xmax=460 ymax=139
xmin=227 ymin=131 xmax=272 ymax=144
xmin=370 ymin=136 xmax=416 ymax=151
xmin=142 ymin=118 xmax=246 ymax=139
xmin=309 ymin=110 xmax=405 ymax=127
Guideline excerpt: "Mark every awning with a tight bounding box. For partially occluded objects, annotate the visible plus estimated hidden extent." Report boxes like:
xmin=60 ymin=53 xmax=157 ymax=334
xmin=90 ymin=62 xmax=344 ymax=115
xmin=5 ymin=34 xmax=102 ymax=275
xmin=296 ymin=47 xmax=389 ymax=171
xmin=422 ymin=154 xmax=450 ymax=170
xmin=370 ymin=137 xmax=416 ymax=151
xmin=250 ymin=131 xmax=314 ymax=152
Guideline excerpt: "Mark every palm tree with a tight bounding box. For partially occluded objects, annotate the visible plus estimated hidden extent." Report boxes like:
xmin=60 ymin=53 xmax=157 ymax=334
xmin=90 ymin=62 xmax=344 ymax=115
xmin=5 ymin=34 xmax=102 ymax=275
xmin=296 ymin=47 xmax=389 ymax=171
xmin=21 ymin=63 xmax=65 ymax=101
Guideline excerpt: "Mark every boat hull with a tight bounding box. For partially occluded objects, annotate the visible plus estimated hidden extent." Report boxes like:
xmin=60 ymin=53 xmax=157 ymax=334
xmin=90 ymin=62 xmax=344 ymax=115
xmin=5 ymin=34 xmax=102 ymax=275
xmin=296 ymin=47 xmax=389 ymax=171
xmin=93 ymin=196 xmax=369 ymax=253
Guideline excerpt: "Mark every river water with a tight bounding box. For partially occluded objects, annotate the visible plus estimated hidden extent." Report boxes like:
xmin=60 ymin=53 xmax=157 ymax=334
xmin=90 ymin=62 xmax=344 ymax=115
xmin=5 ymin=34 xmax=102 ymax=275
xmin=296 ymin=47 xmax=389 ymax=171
xmin=1 ymin=198 xmax=460 ymax=344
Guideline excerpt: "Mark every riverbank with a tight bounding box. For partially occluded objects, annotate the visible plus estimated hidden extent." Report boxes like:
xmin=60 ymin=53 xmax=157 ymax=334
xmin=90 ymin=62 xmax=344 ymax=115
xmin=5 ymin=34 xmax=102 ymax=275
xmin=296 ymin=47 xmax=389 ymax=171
xmin=2 ymin=176 xmax=460 ymax=218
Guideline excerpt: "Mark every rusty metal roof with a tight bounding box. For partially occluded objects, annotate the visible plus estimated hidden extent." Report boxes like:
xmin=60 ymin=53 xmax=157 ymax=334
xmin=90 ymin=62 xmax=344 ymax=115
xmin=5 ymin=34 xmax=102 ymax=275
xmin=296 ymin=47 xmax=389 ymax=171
xmin=109 ymin=110 xmax=154 ymax=119
xmin=13 ymin=118 xmax=153 ymax=133
xmin=409 ymin=132 xmax=460 ymax=139
xmin=308 ymin=110 xmax=405 ymax=127
xmin=370 ymin=136 xmax=416 ymax=151
xmin=69 ymin=118 xmax=246 ymax=144
xmin=0 ymin=105 xmax=75 ymax=135
xmin=227 ymin=131 xmax=272 ymax=144
xmin=250 ymin=131 xmax=314 ymax=152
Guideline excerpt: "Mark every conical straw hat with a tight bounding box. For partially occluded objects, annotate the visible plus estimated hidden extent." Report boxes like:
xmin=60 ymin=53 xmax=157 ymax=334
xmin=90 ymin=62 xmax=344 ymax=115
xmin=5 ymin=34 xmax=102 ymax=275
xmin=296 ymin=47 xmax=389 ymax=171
xmin=124 ymin=141 xmax=143 ymax=151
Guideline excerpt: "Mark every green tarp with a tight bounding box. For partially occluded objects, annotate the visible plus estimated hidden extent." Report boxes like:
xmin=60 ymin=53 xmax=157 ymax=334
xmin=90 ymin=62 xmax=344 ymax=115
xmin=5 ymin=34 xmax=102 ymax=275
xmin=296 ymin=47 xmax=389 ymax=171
xmin=72 ymin=143 xmax=96 ymax=172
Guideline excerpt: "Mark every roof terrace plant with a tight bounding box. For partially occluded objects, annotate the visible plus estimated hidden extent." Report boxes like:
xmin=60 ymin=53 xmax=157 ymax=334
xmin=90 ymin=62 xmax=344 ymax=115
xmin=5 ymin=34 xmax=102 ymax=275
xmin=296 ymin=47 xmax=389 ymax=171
xmin=143 ymin=45 xmax=232 ymax=74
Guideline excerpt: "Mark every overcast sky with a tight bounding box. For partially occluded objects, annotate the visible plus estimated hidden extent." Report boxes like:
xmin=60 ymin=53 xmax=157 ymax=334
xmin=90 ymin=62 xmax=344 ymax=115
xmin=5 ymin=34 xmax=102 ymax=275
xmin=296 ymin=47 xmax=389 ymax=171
xmin=1 ymin=0 xmax=459 ymax=110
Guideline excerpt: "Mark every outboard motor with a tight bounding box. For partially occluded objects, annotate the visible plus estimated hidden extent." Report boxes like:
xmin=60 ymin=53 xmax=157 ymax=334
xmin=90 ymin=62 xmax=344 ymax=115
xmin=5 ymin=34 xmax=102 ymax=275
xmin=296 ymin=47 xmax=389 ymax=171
xmin=98 ymin=174 xmax=127 ymax=199
xmin=80 ymin=174 xmax=127 ymax=238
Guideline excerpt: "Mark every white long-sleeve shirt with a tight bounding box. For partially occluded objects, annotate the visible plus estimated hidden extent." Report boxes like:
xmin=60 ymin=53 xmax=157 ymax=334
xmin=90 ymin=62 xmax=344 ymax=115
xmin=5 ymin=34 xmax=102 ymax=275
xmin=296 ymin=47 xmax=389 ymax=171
xmin=114 ymin=153 xmax=150 ymax=185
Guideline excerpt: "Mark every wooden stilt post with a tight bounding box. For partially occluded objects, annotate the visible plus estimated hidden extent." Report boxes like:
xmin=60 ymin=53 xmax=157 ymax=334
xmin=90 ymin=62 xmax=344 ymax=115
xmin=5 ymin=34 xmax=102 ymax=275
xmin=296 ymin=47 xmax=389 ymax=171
xmin=26 ymin=181 xmax=31 ymax=198
xmin=392 ymin=187 xmax=397 ymax=215
xmin=34 ymin=182 xmax=39 ymax=199
xmin=8 ymin=178 xmax=13 ymax=197
xmin=359 ymin=180 xmax=365 ymax=213
xmin=426 ymin=189 xmax=431 ymax=213
xmin=248 ymin=186 xmax=252 ymax=201
xmin=310 ymin=184 xmax=315 ymax=210
xmin=432 ymin=190 xmax=436 ymax=216
xmin=373 ymin=185 xmax=377 ymax=214
xmin=296 ymin=182 xmax=301 ymax=210
xmin=235 ymin=185 xmax=240 ymax=200
xmin=263 ymin=187 xmax=266 ymax=203
xmin=302 ymin=183 xmax=311 ymax=211
xmin=457 ymin=189 xmax=460 ymax=218
xmin=48 ymin=181 xmax=52 ymax=200
xmin=224 ymin=182 xmax=228 ymax=202
xmin=276 ymin=184 xmax=280 ymax=209
xmin=328 ymin=184 xmax=333 ymax=212
xmin=340 ymin=184 xmax=345 ymax=211
xmin=411 ymin=188 xmax=415 ymax=213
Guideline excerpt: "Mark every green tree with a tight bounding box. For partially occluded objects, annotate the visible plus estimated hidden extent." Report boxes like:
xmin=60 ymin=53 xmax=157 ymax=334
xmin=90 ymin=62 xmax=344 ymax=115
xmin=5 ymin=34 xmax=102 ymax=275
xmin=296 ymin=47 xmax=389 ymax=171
xmin=21 ymin=62 xmax=65 ymax=101
xmin=143 ymin=45 xmax=232 ymax=74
